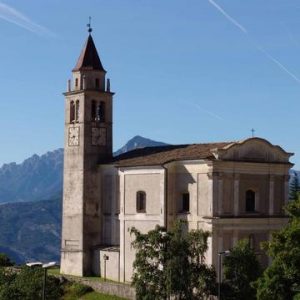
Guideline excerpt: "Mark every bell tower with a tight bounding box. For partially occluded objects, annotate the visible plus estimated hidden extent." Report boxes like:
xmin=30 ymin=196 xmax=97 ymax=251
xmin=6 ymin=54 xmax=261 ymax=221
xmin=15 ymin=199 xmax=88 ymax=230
xmin=61 ymin=25 xmax=114 ymax=276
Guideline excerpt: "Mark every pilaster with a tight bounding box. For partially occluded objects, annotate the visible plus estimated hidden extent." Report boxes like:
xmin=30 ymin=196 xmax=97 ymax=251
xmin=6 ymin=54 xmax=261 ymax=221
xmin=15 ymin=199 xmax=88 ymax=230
xmin=269 ymin=175 xmax=275 ymax=215
xmin=234 ymin=173 xmax=240 ymax=216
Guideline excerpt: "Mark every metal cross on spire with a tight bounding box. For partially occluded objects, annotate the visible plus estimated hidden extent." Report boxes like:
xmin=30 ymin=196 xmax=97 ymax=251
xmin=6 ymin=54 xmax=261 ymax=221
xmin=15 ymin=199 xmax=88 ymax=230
xmin=87 ymin=16 xmax=92 ymax=34
xmin=251 ymin=128 xmax=255 ymax=137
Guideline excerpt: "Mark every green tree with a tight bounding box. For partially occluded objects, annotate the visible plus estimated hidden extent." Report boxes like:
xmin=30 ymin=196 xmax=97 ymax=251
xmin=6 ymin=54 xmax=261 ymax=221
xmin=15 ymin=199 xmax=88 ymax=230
xmin=0 ymin=253 xmax=14 ymax=267
xmin=290 ymin=171 xmax=300 ymax=200
xmin=255 ymin=197 xmax=300 ymax=300
xmin=221 ymin=239 xmax=262 ymax=300
xmin=0 ymin=266 xmax=62 ymax=300
xmin=130 ymin=222 xmax=216 ymax=299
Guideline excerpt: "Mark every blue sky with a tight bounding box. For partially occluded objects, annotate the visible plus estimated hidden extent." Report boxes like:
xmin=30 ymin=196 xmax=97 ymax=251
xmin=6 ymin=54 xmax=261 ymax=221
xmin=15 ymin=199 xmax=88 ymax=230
xmin=0 ymin=0 xmax=299 ymax=168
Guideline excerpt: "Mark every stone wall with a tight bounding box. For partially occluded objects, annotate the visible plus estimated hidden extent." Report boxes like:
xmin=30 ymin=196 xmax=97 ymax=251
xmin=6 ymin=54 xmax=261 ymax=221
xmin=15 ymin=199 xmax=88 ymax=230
xmin=63 ymin=275 xmax=135 ymax=299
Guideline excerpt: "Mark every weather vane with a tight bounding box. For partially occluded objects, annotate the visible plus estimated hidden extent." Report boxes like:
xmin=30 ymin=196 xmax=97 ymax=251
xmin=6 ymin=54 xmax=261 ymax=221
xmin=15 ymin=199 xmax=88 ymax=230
xmin=87 ymin=16 xmax=92 ymax=34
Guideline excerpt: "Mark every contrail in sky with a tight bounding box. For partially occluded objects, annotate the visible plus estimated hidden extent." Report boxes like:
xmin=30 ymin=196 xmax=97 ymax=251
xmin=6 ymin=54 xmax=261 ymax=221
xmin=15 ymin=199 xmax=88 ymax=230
xmin=208 ymin=0 xmax=247 ymax=34
xmin=192 ymin=103 xmax=224 ymax=121
xmin=257 ymin=46 xmax=300 ymax=84
xmin=0 ymin=1 xmax=55 ymax=37
xmin=207 ymin=0 xmax=300 ymax=84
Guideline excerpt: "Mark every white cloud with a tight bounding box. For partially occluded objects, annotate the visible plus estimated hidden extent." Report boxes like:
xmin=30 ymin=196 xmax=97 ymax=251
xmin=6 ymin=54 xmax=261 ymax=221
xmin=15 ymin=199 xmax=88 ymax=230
xmin=0 ymin=1 xmax=55 ymax=37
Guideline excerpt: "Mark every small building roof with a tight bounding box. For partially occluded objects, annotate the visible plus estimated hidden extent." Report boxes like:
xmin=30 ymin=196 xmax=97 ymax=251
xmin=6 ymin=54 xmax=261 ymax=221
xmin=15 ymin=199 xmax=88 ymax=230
xmin=73 ymin=34 xmax=106 ymax=72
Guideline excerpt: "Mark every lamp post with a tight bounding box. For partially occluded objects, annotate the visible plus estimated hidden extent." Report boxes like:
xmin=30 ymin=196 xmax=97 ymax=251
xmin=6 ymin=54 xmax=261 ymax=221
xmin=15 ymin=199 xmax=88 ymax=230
xmin=218 ymin=250 xmax=230 ymax=300
xmin=42 ymin=262 xmax=56 ymax=300
xmin=103 ymin=254 xmax=109 ymax=282
xmin=26 ymin=261 xmax=56 ymax=300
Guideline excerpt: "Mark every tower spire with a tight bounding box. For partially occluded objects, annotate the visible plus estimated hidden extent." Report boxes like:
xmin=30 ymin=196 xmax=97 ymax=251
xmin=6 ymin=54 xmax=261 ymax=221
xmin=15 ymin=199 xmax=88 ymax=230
xmin=87 ymin=16 xmax=92 ymax=34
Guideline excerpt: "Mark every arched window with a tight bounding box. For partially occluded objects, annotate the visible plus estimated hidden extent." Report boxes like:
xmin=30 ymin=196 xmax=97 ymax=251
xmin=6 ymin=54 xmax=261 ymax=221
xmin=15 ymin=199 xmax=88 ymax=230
xmin=91 ymin=100 xmax=96 ymax=121
xmin=95 ymin=78 xmax=100 ymax=88
xmin=75 ymin=100 xmax=80 ymax=122
xmin=99 ymin=101 xmax=105 ymax=122
xmin=246 ymin=190 xmax=255 ymax=212
xmin=136 ymin=191 xmax=146 ymax=213
xmin=96 ymin=101 xmax=105 ymax=122
xmin=70 ymin=101 xmax=75 ymax=123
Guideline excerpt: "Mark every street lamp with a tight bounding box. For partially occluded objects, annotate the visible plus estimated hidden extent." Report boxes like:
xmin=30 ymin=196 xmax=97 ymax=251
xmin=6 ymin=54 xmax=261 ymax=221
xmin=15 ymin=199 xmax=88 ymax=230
xmin=42 ymin=262 xmax=56 ymax=300
xmin=103 ymin=254 xmax=109 ymax=282
xmin=218 ymin=250 xmax=230 ymax=300
xmin=26 ymin=261 xmax=56 ymax=300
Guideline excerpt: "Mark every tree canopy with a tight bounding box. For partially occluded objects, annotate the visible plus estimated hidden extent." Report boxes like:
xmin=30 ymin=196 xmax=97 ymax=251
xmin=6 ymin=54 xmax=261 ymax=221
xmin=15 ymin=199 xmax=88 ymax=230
xmin=255 ymin=197 xmax=300 ymax=299
xmin=130 ymin=221 xmax=216 ymax=300
xmin=222 ymin=239 xmax=262 ymax=300
xmin=0 ymin=253 xmax=13 ymax=267
xmin=0 ymin=266 xmax=62 ymax=300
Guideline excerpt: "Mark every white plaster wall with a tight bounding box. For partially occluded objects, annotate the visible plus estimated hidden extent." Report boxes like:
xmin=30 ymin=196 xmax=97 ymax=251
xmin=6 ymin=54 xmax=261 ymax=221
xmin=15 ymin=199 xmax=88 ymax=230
xmin=60 ymin=251 xmax=84 ymax=276
xmin=124 ymin=173 xmax=162 ymax=215
xmin=100 ymin=249 xmax=120 ymax=282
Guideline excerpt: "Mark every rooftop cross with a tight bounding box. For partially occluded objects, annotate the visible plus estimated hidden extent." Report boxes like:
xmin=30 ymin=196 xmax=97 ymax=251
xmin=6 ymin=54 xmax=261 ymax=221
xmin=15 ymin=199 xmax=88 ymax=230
xmin=87 ymin=16 xmax=92 ymax=34
xmin=251 ymin=128 xmax=255 ymax=137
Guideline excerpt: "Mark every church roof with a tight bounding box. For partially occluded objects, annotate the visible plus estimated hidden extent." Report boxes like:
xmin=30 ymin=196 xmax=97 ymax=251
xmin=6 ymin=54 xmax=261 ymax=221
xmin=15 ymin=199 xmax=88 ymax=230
xmin=73 ymin=35 xmax=106 ymax=72
xmin=113 ymin=142 xmax=233 ymax=167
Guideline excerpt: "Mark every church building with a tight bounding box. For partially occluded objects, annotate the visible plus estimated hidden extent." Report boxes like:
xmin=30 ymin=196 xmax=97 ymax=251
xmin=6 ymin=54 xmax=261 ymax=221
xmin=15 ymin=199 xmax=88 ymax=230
xmin=60 ymin=30 xmax=294 ymax=282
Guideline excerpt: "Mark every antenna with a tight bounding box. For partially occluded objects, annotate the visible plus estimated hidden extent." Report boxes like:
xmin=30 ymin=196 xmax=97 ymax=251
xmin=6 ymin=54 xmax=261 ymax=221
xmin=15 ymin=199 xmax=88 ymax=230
xmin=87 ymin=16 xmax=92 ymax=34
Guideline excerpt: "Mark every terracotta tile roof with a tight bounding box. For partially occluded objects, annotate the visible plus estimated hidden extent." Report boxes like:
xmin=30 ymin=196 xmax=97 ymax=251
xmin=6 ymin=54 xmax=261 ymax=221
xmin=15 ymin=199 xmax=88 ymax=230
xmin=113 ymin=142 xmax=234 ymax=167
xmin=73 ymin=35 xmax=106 ymax=72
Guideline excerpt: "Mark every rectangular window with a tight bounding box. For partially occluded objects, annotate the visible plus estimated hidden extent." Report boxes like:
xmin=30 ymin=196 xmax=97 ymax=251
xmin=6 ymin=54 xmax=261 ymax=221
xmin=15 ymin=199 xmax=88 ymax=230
xmin=182 ymin=193 xmax=190 ymax=213
xmin=136 ymin=191 xmax=146 ymax=213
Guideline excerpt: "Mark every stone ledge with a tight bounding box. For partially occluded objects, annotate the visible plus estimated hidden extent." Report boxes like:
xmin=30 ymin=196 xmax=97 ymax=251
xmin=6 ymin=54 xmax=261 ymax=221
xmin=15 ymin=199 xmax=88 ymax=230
xmin=59 ymin=275 xmax=135 ymax=300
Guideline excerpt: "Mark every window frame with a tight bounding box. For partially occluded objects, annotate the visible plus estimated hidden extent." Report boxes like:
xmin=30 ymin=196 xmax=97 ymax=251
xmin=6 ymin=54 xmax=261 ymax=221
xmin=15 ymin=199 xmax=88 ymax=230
xmin=245 ymin=189 xmax=256 ymax=213
xmin=91 ymin=100 xmax=96 ymax=121
xmin=181 ymin=192 xmax=190 ymax=213
xmin=95 ymin=78 xmax=100 ymax=88
xmin=136 ymin=191 xmax=146 ymax=213
xmin=75 ymin=100 xmax=80 ymax=122
xmin=70 ymin=101 xmax=75 ymax=123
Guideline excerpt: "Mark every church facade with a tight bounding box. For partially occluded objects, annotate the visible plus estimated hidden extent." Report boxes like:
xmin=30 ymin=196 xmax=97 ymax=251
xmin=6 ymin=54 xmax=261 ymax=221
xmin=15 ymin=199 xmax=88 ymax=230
xmin=60 ymin=32 xmax=294 ymax=282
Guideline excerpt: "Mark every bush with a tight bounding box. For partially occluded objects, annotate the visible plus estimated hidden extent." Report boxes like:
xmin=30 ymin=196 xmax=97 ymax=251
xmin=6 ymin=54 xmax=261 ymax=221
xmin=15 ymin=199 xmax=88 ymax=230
xmin=63 ymin=282 xmax=93 ymax=299
xmin=0 ymin=253 xmax=13 ymax=267
xmin=0 ymin=266 xmax=62 ymax=300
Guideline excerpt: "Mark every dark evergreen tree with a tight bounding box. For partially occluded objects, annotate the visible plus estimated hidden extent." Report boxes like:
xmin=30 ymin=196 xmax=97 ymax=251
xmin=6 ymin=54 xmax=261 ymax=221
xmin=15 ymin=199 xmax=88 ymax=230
xmin=290 ymin=171 xmax=300 ymax=200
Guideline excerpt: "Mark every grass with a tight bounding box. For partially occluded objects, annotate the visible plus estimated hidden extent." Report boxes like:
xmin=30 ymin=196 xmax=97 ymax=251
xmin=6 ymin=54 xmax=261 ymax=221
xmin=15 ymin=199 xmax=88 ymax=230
xmin=48 ymin=267 xmax=60 ymax=275
xmin=62 ymin=282 xmax=128 ymax=300
xmin=82 ymin=291 xmax=127 ymax=300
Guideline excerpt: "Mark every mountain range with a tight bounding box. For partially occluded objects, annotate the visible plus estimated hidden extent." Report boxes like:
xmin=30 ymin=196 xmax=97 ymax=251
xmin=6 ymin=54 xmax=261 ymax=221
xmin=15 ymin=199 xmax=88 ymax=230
xmin=0 ymin=136 xmax=167 ymax=263
xmin=0 ymin=135 xmax=167 ymax=205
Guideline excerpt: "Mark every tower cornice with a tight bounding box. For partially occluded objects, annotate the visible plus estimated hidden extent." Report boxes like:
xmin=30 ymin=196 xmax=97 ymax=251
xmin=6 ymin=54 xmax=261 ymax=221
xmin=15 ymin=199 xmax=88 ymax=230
xmin=63 ymin=90 xmax=115 ymax=96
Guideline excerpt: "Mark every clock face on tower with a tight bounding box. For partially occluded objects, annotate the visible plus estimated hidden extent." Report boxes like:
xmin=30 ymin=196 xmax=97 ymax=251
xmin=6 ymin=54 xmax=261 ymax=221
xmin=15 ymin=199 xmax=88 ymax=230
xmin=68 ymin=127 xmax=79 ymax=146
xmin=92 ymin=127 xmax=107 ymax=146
